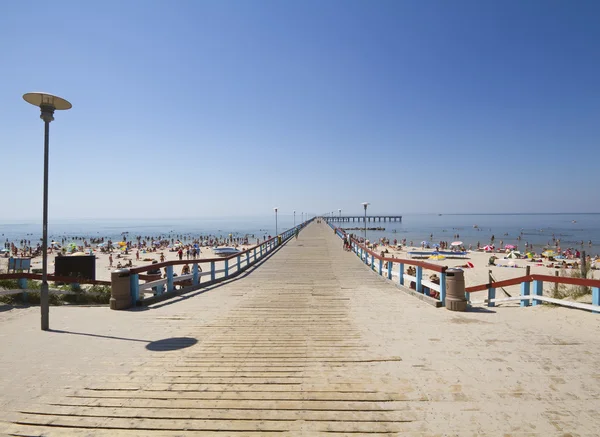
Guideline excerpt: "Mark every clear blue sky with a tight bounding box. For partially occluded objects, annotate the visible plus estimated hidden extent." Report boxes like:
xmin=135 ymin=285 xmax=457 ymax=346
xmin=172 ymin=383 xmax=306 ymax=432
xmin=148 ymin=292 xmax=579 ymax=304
xmin=1 ymin=0 xmax=599 ymax=220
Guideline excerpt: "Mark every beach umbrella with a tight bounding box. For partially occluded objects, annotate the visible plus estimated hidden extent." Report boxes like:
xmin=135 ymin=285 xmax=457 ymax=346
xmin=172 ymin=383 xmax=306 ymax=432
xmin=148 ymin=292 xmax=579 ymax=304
xmin=505 ymin=244 xmax=516 ymax=250
xmin=483 ymin=245 xmax=494 ymax=252
xmin=542 ymin=250 xmax=555 ymax=257
xmin=71 ymin=252 xmax=87 ymax=256
xmin=466 ymin=261 xmax=474 ymax=268
xmin=420 ymin=241 xmax=430 ymax=246
xmin=506 ymin=251 xmax=521 ymax=259
xmin=428 ymin=254 xmax=446 ymax=260
xmin=451 ymin=241 xmax=463 ymax=246
xmin=118 ymin=241 xmax=127 ymax=247
xmin=432 ymin=243 xmax=440 ymax=248
xmin=526 ymin=252 xmax=535 ymax=259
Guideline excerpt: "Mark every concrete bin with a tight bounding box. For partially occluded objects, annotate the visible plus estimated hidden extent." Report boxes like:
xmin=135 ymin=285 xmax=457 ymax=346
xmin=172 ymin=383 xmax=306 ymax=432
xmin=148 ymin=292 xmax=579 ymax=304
xmin=110 ymin=268 xmax=131 ymax=310
xmin=445 ymin=268 xmax=467 ymax=312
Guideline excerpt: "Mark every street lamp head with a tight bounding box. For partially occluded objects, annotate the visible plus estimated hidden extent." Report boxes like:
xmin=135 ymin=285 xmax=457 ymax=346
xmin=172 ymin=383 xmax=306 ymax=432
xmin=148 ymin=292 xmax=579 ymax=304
xmin=23 ymin=92 xmax=71 ymax=123
xmin=274 ymin=207 xmax=278 ymax=212
xmin=361 ymin=202 xmax=370 ymax=209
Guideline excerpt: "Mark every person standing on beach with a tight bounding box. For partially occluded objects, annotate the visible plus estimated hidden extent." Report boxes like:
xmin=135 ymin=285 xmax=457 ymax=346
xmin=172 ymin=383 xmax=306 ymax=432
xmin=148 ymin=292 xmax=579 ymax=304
xmin=109 ymin=254 xmax=113 ymax=267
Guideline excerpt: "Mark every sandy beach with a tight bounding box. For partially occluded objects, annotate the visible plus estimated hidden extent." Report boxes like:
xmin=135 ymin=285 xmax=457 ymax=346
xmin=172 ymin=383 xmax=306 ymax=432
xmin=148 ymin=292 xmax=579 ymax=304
xmin=2 ymin=237 xmax=598 ymax=306
xmin=0 ymin=242 xmax=256 ymax=283
xmin=374 ymin=243 xmax=599 ymax=304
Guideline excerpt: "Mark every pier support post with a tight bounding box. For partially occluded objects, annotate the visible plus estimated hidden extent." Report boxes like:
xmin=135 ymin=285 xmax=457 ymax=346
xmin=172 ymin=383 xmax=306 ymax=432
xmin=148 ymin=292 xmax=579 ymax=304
xmin=399 ymin=263 xmax=404 ymax=285
xmin=166 ymin=265 xmax=174 ymax=293
xmin=488 ymin=287 xmax=496 ymax=307
xmin=521 ymin=281 xmax=531 ymax=307
xmin=378 ymin=258 xmax=383 ymax=276
xmin=387 ymin=261 xmax=393 ymax=280
xmin=592 ymin=287 xmax=599 ymax=314
xmin=211 ymin=261 xmax=215 ymax=282
xmin=18 ymin=278 xmax=27 ymax=289
xmin=192 ymin=264 xmax=199 ymax=285
xmin=532 ymin=280 xmax=543 ymax=306
xmin=439 ymin=272 xmax=446 ymax=305
xmin=237 ymin=255 xmax=241 ymax=272
xmin=246 ymin=251 xmax=250 ymax=269
xmin=416 ymin=266 xmax=423 ymax=292
xmin=225 ymin=259 xmax=229 ymax=278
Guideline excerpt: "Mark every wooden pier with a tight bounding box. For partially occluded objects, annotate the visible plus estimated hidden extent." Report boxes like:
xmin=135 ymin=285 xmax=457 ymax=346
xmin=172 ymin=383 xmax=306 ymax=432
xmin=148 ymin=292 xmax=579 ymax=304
xmin=326 ymin=215 xmax=402 ymax=222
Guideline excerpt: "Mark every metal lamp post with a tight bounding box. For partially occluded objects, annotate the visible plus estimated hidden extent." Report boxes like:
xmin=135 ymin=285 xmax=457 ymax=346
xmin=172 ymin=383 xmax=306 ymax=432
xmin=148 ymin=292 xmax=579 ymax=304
xmin=293 ymin=210 xmax=296 ymax=227
xmin=23 ymin=92 xmax=72 ymax=331
xmin=274 ymin=207 xmax=278 ymax=236
xmin=361 ymin=202 xmax=370 ymax=243
xmin=338 ymin=209 xmax=341 ymax=220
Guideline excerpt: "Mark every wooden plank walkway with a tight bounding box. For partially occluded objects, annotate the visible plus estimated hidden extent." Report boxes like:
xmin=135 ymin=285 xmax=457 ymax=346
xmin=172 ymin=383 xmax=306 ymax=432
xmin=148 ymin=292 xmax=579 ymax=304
xmin=1 ymin=221 xmax=599 ymax=435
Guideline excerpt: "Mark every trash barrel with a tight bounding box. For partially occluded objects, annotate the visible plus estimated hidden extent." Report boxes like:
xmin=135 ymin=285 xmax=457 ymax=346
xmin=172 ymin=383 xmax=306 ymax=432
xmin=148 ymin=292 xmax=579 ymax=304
xmin=110 ymin=268 xmax=131 ymax=310
xmin=445 ymin=268 xmax=467 ymax=311
xmin=277 ymin=236 xmax=282 ymax=245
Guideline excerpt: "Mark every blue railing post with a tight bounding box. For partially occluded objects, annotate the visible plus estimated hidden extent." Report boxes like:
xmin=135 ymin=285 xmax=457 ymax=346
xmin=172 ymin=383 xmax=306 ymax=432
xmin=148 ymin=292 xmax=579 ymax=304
xmin=520 ymin=280 xmax=531 ymax=307
xmin=253 ymin=248 xmax=257 ymax=262
xmin=192 ymin=264 xmax=199 ymax=286
xmin=399 ymin=263 xmax=405 ymax=285
xmin=532 ymin=280 xmax=543 ymax=306
xmin=439 ymin=272 xmax=446 ymax=306
xmin=237 ymin=255 xmax=241 ymax=272
xmin=378 ymin=258 xmax=383 ymax=276
xmin=387 ymin=261 xmax=393 ymax=280
xmin=130 ymin=273 xmax=139 ymax=304
xmin=592 ymin=287 xmax=599 ymax=314
xmin=488 ymin=287 xmax=496 ymax=307
xmin=18 ymin=277 xmax=28 ymax=303
xmin=246 ymin=252 xmax=250 ymax=268
xmin=260 ymin=244 xmax=263 ymax=258
xmin=225 ymin=259 xmax=229 ymax=278
xmin=211 ymin=261 xmax=215 ymax=282
xmin=370 ymin=253 xmax=375 ymax=270
xmin=416 ymin=266 xmax=423 ymax=292
xmin=166 ymin=266 xmax=174 ymax=292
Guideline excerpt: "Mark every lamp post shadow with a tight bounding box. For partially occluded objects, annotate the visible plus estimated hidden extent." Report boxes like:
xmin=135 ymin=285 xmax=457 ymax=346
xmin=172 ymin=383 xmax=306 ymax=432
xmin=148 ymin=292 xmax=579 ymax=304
xmin=49 ymin=329 xmax=198 ymax=351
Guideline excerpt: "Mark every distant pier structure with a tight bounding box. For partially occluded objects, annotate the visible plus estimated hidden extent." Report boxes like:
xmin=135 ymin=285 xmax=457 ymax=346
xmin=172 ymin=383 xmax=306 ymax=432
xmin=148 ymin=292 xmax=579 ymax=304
xmin=326 ymin=215 xmax=402 ymax=223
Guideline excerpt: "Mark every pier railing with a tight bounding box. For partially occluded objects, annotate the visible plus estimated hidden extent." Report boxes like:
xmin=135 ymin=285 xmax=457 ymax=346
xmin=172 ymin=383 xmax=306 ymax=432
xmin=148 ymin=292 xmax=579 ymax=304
xmin=329 ymin=223 xmax=446 ymax=307
xmin=465 ymin=274 xmax=600 ymax=313
xmin=1 ymin=220 xmax=311 ymax=307
xmin=126 ymin=220 xmax=310 ymax=305
xmin=330 ymin=222 xmax=600 ymax=314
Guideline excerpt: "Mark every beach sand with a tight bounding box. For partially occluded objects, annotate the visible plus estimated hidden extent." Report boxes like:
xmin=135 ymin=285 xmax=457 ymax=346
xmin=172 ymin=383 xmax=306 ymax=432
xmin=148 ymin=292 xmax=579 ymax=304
xmin=1 ymin=242 xmax=597 ymax=305
xmin=380 ymin=245 xmax=598 ymax=304
xmin=0 ymin=244 xmax=255 ymax=283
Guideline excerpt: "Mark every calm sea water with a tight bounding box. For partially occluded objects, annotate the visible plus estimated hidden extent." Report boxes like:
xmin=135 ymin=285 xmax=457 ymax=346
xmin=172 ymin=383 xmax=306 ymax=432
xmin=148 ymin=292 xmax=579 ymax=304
xmin=0 ymin=216 xmax=297 ymax=246
xmin=338 ymin=213 xmax=600 ymax=255
xmin=2 ymin=214 xmax=600 ymax=255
